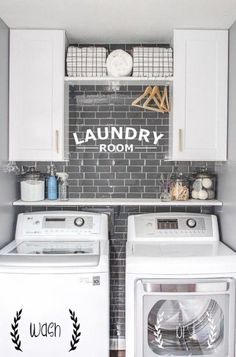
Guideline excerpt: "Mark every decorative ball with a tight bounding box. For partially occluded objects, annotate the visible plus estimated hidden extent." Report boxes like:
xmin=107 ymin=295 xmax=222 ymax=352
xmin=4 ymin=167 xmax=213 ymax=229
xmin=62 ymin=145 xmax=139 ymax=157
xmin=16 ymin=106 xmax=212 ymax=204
xmin=193 ymin=179 xmax=202 ymax=192
xmin=198 ymin=189 xmax=208 ymax=200
xmin=191 ymin=190 xmax=199 ymax=199
xmin=202 ymin=178 xmax=213 ymax=189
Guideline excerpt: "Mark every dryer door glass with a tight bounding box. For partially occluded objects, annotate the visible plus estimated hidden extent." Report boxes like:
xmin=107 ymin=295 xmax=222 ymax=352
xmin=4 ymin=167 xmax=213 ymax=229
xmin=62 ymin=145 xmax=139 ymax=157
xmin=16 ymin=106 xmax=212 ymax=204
xmin=140 ymin=280 xmax=233 ymax=357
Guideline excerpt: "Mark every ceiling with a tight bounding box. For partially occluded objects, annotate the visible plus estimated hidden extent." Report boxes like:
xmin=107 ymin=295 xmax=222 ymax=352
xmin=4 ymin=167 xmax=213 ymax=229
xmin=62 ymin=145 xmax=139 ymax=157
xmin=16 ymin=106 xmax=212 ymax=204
xmin=0 ymin=0 xmax=236 ymax=43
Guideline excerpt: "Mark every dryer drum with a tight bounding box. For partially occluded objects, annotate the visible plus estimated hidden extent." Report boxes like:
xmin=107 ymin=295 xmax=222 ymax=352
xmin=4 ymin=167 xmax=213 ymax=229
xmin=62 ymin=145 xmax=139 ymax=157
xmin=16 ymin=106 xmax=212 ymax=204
xmin=148 ymin=298 xmax=224 ymax=355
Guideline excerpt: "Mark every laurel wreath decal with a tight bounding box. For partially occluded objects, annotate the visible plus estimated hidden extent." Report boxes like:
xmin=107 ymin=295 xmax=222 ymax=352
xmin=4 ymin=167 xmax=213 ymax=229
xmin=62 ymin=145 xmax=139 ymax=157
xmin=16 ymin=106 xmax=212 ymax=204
xmin=69 ymin=309 xmax=81 ymax=352
xmin=10 ymin=309 xmax=23 ymax=352
xmin=207 ymin=312 xmax=217 ymax=349
xmin=154 ymin=312 xmax=164 ymax=349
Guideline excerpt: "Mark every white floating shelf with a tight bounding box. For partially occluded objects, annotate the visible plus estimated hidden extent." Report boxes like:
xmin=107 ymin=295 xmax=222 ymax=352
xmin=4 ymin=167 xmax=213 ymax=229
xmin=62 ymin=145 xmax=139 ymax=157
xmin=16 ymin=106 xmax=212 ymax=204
xmin=13 ymin=199 xmax=222 ymax=207
xmin=64 ymin=76 xmax=173 ymax=86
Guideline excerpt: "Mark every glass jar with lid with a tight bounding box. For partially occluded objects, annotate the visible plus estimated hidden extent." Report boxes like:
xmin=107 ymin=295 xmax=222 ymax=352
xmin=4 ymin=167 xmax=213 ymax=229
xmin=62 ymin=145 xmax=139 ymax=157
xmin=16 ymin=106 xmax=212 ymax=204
xmin=169 ymin=173 xmax=189 ymax=201
xmin=190 ymin=168 xmax=216 ymax=200
xmin=20 ymin=167 xmax=45 ymax=201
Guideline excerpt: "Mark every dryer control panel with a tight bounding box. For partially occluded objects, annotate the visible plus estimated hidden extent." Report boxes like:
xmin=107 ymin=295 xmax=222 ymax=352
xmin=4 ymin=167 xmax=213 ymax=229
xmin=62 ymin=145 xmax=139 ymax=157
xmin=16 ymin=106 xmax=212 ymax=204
xmin=128 ymin=213 xmax=219 ymax=241
xmin=15 ymin=211 xmax=108 ymax=241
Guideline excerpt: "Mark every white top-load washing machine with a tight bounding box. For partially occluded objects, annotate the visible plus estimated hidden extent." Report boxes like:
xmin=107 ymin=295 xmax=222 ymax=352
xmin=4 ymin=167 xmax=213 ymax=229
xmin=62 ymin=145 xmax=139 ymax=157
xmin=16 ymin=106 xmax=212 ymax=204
xmin=0 ymin=211 xmax=109 ymax=357
xmin=126 ymin=212 xmax=236 ymax=357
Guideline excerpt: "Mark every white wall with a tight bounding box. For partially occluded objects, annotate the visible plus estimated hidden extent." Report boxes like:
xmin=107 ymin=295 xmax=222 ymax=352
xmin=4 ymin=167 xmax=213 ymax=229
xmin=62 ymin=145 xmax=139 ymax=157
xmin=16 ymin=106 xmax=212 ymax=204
xmin=0 ymin=18 xmax=18 ymax=248
xmin=216 ymin=21 xmax=236 ymax=249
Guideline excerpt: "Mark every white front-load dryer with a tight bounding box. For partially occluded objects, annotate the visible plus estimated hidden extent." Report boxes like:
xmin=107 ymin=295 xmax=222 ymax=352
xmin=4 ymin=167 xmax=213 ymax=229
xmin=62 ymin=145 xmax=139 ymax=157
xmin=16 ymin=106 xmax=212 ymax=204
xmin=0 ymin=211 xmax=109 ymax=357
xmin=126 ymin=212 xmax=236 ymax=357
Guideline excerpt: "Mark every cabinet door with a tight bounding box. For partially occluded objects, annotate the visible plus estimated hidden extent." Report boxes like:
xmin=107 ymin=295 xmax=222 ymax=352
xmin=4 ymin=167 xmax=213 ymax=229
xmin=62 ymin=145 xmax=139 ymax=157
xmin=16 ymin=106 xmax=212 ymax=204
xmin=9 ymin=30 xmax=66 ymax=161
xmin=170 ymin=30 xmax=228 ymax=161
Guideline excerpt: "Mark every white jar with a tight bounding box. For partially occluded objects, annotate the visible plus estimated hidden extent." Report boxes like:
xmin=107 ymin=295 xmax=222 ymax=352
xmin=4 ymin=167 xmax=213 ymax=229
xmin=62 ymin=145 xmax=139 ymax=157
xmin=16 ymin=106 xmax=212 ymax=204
xmin=20 ymin=167 xmax=45 ymax=201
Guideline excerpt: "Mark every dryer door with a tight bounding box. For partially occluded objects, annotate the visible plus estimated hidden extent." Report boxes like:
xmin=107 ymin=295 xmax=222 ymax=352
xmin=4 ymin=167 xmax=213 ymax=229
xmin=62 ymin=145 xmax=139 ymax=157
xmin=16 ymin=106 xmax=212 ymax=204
xmin=136 ymin=279 xmax=235 ymax=357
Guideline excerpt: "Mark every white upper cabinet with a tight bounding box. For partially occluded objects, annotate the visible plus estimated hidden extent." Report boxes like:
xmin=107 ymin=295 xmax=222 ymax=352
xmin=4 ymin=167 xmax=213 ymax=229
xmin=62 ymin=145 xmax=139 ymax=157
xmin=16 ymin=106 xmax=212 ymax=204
xmin=9 ymin=30 xmax=68 ymax=161
xmin=169 ymin=29 xmax=228 ymax=161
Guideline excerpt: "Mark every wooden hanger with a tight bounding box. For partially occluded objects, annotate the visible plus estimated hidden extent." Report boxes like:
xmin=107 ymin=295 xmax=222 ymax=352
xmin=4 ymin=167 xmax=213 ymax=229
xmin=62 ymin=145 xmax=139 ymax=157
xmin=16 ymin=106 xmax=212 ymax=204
xmin=131 ymin=86 xmax=153 ymax=109
xmin=160 ymin=86 xmax=169 ymax=112
xmin=143 ymin=86 xmax=165 ymax=113
xmin=145 ymin=86 xmax=170 ymax=113
xmin=132 ymin=85 xmax=170 ymax=113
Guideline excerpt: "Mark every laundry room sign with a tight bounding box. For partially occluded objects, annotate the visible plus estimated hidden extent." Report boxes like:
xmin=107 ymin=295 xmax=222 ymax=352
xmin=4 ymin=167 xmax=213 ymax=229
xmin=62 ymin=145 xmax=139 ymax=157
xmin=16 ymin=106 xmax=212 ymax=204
xmin=73 ymin=126 xmax=164 ymax=152
xmin=10 ymin=309 xmax=81 ymax=353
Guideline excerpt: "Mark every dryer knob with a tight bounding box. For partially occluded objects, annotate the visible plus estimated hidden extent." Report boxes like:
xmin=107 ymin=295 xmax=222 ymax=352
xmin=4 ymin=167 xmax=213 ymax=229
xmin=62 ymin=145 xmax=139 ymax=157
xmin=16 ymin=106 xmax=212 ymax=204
xmin=187 ymin=218 xmax=197 ymax=228
xmin=74 ymin=217 xmax=85 ymax=227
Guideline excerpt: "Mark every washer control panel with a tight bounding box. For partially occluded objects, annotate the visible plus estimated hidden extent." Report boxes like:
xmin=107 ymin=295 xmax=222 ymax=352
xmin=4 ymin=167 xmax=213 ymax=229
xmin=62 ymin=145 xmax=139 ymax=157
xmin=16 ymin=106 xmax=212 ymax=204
xmin=131 ymin=213 xmax=216 ymax=240
xmin=19 ymin=213 xmax=101 ymax=237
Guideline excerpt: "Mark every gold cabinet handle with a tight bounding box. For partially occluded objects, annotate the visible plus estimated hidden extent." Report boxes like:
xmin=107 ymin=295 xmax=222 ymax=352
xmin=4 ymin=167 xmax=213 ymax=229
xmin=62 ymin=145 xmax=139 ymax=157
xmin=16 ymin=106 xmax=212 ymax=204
xmin=178 ymin=129 xmax=183 ymax=152
xmin=56 ymin=130 xmax=59 ymax=154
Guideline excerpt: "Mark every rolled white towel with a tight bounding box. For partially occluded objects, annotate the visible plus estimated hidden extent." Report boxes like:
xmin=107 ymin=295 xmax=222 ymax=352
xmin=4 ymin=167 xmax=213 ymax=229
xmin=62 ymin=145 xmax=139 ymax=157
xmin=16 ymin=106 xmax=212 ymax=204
xmin=106 ymin=49 xmax=133 ymax=77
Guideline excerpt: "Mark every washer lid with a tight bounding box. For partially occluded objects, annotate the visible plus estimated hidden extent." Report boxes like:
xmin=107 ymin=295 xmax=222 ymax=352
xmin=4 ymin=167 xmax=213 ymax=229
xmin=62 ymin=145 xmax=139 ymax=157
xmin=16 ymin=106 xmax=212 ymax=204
xmin=0 ymin=240 xmax=100 ymax=267
xmin=5 ymin=240 xmax=99 ymax=256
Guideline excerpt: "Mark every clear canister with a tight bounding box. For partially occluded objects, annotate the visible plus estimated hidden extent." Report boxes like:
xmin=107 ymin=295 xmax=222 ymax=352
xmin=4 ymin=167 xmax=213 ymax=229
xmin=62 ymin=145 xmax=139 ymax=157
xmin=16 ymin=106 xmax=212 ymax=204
xmin=169 ymin=173 xmax=189 ymax=201
xmin=20 ymin=167 xmax=45 ymax=202
xmin=190 ymin=168 xmax=216 ymax=200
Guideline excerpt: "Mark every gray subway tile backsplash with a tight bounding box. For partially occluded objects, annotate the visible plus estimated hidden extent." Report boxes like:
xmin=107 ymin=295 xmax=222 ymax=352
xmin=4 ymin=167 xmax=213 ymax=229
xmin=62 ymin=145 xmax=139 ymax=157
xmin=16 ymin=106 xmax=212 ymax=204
xmin=21 ymin=75 xmax=216 ymax=340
